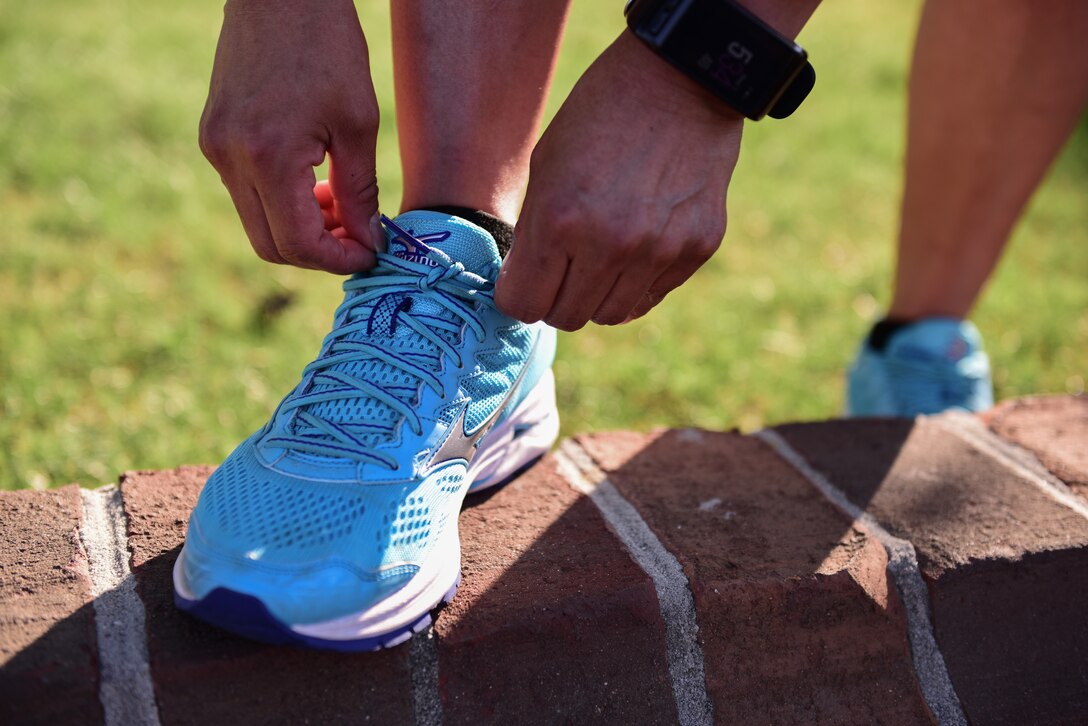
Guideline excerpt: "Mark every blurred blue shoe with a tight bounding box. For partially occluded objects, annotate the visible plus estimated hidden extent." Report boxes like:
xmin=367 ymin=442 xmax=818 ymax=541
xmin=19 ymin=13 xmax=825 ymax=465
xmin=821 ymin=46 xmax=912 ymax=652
xmin=847 ymin=317 xmax=993 ymax=416
xmin=173 ymin=211 xmax=558 ymax=651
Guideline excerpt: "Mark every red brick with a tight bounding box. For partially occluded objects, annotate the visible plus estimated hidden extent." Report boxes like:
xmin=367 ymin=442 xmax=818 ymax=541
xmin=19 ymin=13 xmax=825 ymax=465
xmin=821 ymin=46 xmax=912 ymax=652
xmin=120 ymin=468 xmax=415 ymax=725
xmin=435 ymin=457 xmax=676 ymax=724
xmin=579 ymin=431 xmax=932 ymax=725
xmin=0 ymin=486 xmax=102 ymax=726
xmin=986 ymin=395 xmax=1088 ymax=500
xmin=776 ymin=417 xmax=1088 ymax=725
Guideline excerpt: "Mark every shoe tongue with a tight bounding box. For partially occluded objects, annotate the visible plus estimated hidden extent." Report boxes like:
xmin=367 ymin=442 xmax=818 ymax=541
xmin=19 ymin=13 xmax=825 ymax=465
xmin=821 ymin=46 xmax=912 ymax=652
xmin=385 ymin=211 xmax=500 ymax=277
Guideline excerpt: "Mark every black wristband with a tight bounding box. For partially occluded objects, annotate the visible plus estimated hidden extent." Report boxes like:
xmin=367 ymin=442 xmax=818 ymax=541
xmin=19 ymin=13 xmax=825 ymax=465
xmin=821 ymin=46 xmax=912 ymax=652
xmin=625 ymin=0 xmax=815 ymax=120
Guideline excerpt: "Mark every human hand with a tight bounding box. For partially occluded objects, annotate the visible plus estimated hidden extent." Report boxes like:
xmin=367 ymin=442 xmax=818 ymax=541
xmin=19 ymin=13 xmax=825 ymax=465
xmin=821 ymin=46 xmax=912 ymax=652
xmin=496 ymin=31 xmax=744 ymax=330
xmin=199 ymin=0 xmax=383 ymax=273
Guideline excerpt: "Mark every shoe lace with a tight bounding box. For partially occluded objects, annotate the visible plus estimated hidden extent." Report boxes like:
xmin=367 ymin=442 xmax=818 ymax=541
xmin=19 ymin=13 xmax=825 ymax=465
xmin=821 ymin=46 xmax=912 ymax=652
xmin=262 ymin=218 xmax=496 ymax=470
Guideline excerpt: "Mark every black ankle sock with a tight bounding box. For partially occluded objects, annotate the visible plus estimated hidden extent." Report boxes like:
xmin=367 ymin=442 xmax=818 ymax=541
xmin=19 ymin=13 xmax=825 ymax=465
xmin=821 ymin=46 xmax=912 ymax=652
xmin=419 ymin=206 xmax=514 ymax=258
xmin=867 ymin=318 xmax=913 ymax=351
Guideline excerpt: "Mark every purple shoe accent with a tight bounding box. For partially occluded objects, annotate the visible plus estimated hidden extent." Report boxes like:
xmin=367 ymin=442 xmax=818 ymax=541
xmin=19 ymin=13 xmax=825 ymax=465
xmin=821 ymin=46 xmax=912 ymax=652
xmin=382 ymin=628 xmax=416 ymax=649
xmin=381 ymin=214 xmax=452 ymax=265
xmin=442 ymin=571 xmax=463 ymax=604
xmin=381 ymin=215 xmax=432 ymax=255
xmin=173 ymin=575 xmax=462 ymax=652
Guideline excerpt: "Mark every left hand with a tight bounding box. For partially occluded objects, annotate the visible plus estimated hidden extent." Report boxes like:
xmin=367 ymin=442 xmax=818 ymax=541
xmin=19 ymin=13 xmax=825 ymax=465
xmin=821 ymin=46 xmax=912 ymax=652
xmin=496 ymin=30 xmax=745 ymax=330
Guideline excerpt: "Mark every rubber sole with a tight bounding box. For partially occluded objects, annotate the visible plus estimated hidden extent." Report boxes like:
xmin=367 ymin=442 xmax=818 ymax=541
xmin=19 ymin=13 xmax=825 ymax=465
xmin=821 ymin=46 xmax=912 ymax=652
xmin=174 ymin=572 xmax=461 ymax=653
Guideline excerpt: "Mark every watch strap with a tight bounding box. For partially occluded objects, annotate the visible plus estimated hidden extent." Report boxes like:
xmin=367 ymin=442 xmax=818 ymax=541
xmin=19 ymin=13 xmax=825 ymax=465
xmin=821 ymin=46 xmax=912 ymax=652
xmin=626 ymin=0 xmax=815 ymax=120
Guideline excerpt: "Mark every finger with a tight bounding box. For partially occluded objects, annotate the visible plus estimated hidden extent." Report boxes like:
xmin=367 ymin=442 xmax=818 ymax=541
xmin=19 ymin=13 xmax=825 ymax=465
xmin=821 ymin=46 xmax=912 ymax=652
xmin=314 ymin=179 xmax=334 ymax=208
xmin=328 ymin=125 xmax=382 ymax=253
xmin=258 ymin=166 xmax=377 ymax=274
xmin=495 ymin=228 xmax=569 ymax=323
xmin=590 ymin=262 xmax=668 ymax=326
xmin=321 ymin=207 xmax=337 ymax=231
xmin=224 ymin=182 xmax=286 ymax=264
xmin=588 ymin=237 xmax=682 ymax=325
xmin=315 ymin=179 xmax=337 ymax=229
xmin=544 ymin=257 xmax=621 ymax=332
xmin=624 ymin=254 xmax=708 ymax=322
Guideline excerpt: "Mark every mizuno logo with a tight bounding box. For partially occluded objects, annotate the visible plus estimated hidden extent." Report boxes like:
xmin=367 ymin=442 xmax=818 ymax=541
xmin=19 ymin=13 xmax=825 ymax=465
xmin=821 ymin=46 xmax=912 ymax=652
xmin=390 ymin=230 xmax=451 ymax=267
xmin=423 ymin=337 xmax=537 ymax=473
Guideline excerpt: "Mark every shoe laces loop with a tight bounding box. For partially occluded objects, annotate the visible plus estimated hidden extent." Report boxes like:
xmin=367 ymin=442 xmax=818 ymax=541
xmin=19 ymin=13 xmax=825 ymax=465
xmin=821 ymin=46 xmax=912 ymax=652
xmin=418 ymin=262 xmax=465 ymax=292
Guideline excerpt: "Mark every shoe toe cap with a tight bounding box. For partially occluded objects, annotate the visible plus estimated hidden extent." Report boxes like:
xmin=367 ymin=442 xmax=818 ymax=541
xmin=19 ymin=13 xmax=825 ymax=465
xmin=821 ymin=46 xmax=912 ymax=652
xmin=178 ymin=527 xmax=416 ymax=626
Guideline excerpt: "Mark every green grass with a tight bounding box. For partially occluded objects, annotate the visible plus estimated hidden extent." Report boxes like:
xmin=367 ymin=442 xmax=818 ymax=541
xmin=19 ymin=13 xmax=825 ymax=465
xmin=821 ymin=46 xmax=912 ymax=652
xmin=1 ymin=1 xmax=1085 ymax=490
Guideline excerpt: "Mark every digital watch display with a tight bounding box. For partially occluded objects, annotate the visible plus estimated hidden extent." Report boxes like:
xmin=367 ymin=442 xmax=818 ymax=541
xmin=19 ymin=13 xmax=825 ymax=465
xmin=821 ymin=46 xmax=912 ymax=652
xmin=625 ymin=0 xmax=816 ymax=120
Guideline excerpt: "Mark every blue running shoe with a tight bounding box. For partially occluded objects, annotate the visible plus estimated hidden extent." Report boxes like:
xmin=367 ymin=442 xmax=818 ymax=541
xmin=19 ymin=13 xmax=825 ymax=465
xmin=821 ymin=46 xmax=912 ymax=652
xmin=173 ymin=211 xmax=559 ymax=651
xmin=847 ymin=317 xmax=993 ymax=416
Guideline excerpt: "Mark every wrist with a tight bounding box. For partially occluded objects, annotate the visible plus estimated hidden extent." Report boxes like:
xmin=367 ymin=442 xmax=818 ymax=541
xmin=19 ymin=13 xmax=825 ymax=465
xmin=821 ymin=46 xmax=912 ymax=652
xmin=616 ymin=29 xmax=745 ymax=126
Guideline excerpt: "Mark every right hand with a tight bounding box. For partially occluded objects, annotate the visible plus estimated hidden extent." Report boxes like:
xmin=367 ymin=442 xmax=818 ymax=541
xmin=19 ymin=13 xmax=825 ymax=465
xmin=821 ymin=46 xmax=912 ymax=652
xmin=199 ymin=0 xmax=383 ymax=273
xmin=497 ymin=32 xmax=742 ymax=331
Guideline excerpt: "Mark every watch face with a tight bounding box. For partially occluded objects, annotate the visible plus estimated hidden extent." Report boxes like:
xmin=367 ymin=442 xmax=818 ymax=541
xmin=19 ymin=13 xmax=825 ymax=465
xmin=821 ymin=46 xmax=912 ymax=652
xmin=651 ymin=0 xmax=808 ymax=118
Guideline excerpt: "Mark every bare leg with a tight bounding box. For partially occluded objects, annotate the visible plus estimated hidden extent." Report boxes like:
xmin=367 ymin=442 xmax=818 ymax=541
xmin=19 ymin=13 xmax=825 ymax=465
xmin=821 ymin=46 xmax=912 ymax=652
xmin=889 ymin=0 xmax=1088 ymax=320
xmin=392 ymin=1 xmax=571 ymax=224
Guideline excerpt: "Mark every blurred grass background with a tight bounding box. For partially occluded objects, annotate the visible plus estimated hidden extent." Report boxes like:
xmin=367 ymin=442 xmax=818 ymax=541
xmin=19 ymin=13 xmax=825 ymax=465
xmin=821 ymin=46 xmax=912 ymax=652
xmin=1 ymin=0 xmax=1085 ymax=490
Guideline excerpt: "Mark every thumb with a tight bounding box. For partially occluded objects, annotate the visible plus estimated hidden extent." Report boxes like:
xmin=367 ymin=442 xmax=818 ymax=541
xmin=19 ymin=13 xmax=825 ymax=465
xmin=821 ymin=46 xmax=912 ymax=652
xmin=327 ymin=125 xmax=382 ymax=253
xmin=495 ymin=223 xmax=567 ymax=323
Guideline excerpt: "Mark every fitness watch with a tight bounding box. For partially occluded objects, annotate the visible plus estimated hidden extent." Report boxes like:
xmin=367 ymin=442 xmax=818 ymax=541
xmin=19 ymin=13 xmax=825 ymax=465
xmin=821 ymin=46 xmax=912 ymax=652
xmin=624 ymin=0 xmax=815 ymax=120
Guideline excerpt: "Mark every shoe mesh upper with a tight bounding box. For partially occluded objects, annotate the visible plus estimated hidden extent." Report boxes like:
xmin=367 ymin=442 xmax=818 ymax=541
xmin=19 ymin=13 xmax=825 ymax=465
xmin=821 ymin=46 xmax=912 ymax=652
xmin=201 ymin=445 xmax=369 ymax=555
xmin=198 ymin=442 xmax=471 ymax=566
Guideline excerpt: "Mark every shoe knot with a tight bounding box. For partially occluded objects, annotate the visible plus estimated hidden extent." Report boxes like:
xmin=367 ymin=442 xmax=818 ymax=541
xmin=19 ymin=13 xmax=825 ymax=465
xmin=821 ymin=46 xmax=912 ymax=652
xmin=417 ymin=262 xmax=465 ymax=292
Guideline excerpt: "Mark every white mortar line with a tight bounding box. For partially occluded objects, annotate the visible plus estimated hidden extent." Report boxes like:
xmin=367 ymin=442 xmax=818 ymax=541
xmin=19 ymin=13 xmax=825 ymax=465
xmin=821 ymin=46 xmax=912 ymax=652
xmin=937 ymin=412 xmax=1088 ymax=521
xmin=755 ymin=429 xmax=967 ymax=726
xmin=409 ymin=628 xmax=443 ymax=726
xmin=79 ymin=486 xmax=162 ymax=726
xmin=554 ymin=441 xmax=714 ymax=726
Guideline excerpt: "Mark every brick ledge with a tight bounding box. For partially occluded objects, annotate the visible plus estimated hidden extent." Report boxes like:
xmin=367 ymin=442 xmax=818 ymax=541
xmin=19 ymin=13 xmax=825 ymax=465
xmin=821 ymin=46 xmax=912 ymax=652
xmin=1 ymin=395 xmax=1086 ymax=725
